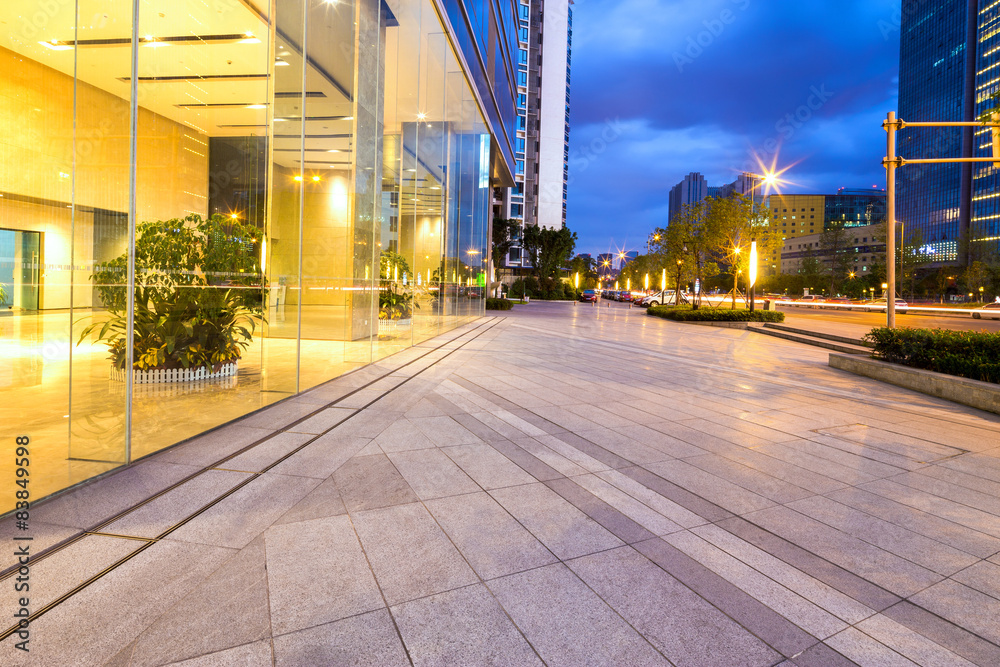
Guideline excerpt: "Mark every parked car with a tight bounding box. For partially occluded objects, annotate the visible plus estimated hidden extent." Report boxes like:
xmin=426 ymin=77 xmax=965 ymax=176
xmin=972 ymin=302 xmax=1000 ymax=319
xmin=795 ymin=295 xmax=826 ymax=305
xmin=579 ymin=289 xmax=599 ymax=303
xmin=865 ymin=298 xmax=908 ymax=314
xmin=641 ymin=289 xmax=688 ymax=307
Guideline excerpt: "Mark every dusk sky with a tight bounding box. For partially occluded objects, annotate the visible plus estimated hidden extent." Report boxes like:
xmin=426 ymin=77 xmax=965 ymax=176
xmin=566 ymin=0 xmax=902 ymax=258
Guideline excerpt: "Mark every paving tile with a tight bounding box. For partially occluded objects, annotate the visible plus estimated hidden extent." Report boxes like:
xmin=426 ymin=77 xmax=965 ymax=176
xmin=273 ymin=476 xmax=346 ymax=525
xmin=152 ymin=424 xmax=273 ymax=467
xmin=167 ymin=640 xmax=273 ymax=666
xmin=682 ymin=454 xmax=816 ymax=504
xmin=510 ymin=436 xmax=590 ymax=476
xmin=264 ymin=516 xmax=383 ymax=635
xmin=409 ymin=415 xmax=482 ymax=446
xmin=855 ymin=614 xmax=977 ymax=667
xmin=332 ymin=409 xmax=400 ymax=438
xmin=717 ymin=516 xmax=902 ymax=612
xmin=826 ymin=487 xmax=1000 ymax=559
xmin=530 ymin=433 xmax=613 ymax=472
xmin=691 ymin=524 xmax=875 ymax=625
xmin=665 ymin=530 xmax=849 ymax=639
xmin=387 ymin=448 xmax=480 ymax=500
xmin=0 ymin=539 xmax=235 ymax=666
xmin=31 ymin=460 xmax=203 ymax=530
xmin=351 ymin=502 xmax=478 ymax=606
xmin=272 ymin=609 xmax=409 ymax=667
xmin=373 ymin=418 xmax=438 ymax=452
xmin=426 ymin=491 xmax=555 ymax=580
xmin=100 ymin=469 xmax=252 ymax=538
xmin=824 ymin=627 xmax=920 ymax=667
xmin=881 ymin=600 xmax=1000 ymax=667
xmin=910 ymin=579 xmax=1000 ymax=645
xmin=613 ymin=424 xmax=709 ymax=458
xmin=756 ymin=438 xmax=907 ymax=481
xmin=128 ymin=537 xmax=270 ymax=666
xmin=568 ymin=547 xmax=781 ymax=667
xmin=571 ymin=474 xmax=683 ymax=536
xmin=285 ymin=407 xmax=357 ymax=435
xmin=167 ymin=473 xmax=319 ymax=549
xmin=392 ymin=584 xmax=543 ymax=666
xmin=549 ymin=430 xmax=636 ymax=468
xmin=891 ymin=470 xmax=1000 ymax=517
xmin=787 ymin=641 xmax=859 ymax=667
xmin=238 ymin=399 xmax=322 ymax=430
xmin=617 ymin=465 xmax=734 ymax=523
xmin=574 ymin=427 xmax=674 ymax=465
xmin=544 ymin=477 xmax=656 ymax=544
xmin=267 ymin=431 xmax=372 ymax=479
xmin=486 ymin=438 xmax=564 ymax=481
xmin=859 ymin=479 xmax=1000 ymax=538
xmin=490 ymin=483 xmax=623 ymax=560
xmin=645 ymin=459 xmax=776 ymax=515
xmin=633 ymin=537 xmax=828 ymax=658
xmin=0 ymin=535 xmax=143 ymax=625
xmin=489 ymin=563 xmax=669 ymax=666
xmin=334 ymin=454 xmax=419 ymax=511
xmin=441 ymin=443 xmax=536 ymax=489
xmin=218 ymin=431 xmax=314 ymax=473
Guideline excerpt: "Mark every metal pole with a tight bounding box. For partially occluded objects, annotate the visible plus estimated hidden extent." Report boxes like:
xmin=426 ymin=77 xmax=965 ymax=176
xmin=885 ymin=111 xmax=897 ymax=329
xmin=749 ymin=183 xmax=755 ymax=312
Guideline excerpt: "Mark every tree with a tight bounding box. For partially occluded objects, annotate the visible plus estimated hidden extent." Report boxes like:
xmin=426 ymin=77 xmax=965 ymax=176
xmin=963 ymin=260 xmax=991 ymax=301
xmin=522 ymin=225 xmax=577 ymax=290
xmin=898 ymin=228 xmax=928 ymax=300
xmin=490 ymin=218 xmax=518 ymax=282
xmin=652 ymin=201 xmax=716 ymax=308
xmin=567 ymin=255 xmax=599 ymax=288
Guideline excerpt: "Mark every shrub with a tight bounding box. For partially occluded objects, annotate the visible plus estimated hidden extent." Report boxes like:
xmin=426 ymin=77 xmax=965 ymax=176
xmin=486 ymin=298 xmax=514 ymax=311
xmin=864 ymin=327 xmax=1000 ymax=384
xmin=646 ymin=305 xmax=785 ymax=323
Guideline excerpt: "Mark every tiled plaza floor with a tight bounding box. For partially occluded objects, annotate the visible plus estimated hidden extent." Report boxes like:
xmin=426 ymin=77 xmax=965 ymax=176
xmin=3 ymin=301 xmax=1000 ymax=666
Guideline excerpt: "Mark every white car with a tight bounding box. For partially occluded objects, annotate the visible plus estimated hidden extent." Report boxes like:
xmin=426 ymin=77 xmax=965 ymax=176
xmin=642 ymin=290 xmax=688 ymax=307
xmin=865 ymin=298 xmax=908 ymax=314
xmin=972 ymin=303 xmax=1000 ymax=319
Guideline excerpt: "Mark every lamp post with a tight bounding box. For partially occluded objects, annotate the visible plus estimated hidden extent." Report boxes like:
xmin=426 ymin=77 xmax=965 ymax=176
xmin=732 ymin=246 xmax=741 ymax=310
xmin=743 ymin=170 xmax=778 ymax=311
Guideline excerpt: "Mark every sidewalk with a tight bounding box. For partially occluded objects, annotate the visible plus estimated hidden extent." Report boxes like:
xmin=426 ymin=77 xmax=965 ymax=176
xmin=4 ymin=301 xmax=1000 ymax=666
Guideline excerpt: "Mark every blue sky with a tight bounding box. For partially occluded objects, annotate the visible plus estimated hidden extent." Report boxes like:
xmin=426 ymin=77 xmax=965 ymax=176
xmin=566 ymin=0 xmax=901 ymax=257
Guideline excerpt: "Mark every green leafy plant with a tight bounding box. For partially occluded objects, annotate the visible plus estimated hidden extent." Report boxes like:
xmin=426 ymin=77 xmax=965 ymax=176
xmin=485 ymin=297 xmax=513 ymax=311
xmin=863 ymin=327 xmax=1000 ymax=384
xmin=647 ymin=305 xmax=785 ymax=323
xmin=78 ymin=213 xmax=263 ymax=371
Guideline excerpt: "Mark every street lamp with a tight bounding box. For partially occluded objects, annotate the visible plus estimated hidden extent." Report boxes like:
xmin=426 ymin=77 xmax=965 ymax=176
xmin=732 ymin=246 xmax=741 ymax=310
xmin=644 ymin=273 xmax=649 ymax=291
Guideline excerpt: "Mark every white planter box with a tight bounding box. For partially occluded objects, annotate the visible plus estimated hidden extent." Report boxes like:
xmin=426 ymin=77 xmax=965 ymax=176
xmin=378 ymin=318 xmax=412 ymax=334
xmin=110 ymin=361 xmax=239 ymax=384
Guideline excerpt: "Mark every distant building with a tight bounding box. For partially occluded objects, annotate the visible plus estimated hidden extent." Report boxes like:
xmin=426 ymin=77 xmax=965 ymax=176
xmin=619 ymin=251 xmax=639 ymax=271
xmin=668 ymin=172 xmax=708 ymax=223
xmin=780 ymin=223 xmax=885 ymax=281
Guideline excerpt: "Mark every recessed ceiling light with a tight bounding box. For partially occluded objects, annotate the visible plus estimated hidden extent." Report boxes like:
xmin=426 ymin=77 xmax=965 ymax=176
xmin=246 ymin=104 xmax=266 ymax=109
xmin=275 ymin=59 xmax=290 ymax=67
xmin=328 ymin=149 xmax=340 ymax=153
xmin=39 ymin=40 xmax=72 ymax=51
xmin=342 ymin=116 xmax=353 ymax=120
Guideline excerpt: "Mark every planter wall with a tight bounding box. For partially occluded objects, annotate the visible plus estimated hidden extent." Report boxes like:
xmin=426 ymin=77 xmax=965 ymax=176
xmin=110 ymin=361 xmax=239 ymax=384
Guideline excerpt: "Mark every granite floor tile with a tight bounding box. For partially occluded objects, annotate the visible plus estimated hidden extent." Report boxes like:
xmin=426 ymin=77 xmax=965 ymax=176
xmin=544 ymin=430 xmax=634 ymax=468
xmin=531 ymin=433 xmax=613 ymax=472
xmin=666 ymin=531 xmax=849 ymax=640
xmin=858 ymin=479 xmax=1000 ymax=538
xmin=101 ymin=469 xmax=252 ymax=538
xmin=614 ymin=424 xmax=709 ymax=459
xmin=272 ymin=609 xmax=409 ymax=667
xmin=485 ymin=438 xmax=564 ymax=481
xmin=574 ymin=427 xmax=673 ymax=465
xmin=472 ymin=410 xmax=547 ymax=439
xmin=127 ymin=537 xmax=270 ymax=666
xmin=488 ymin=563 xmax=669 ymax=666
xmin=743 ymin=506 xmax=943 ymax=598
xmin=387 ymin=448 xmax=481 ymax=500
xmin=440 ymin=443 xmax=537 ymax=489
xmin=267 ymin=431 xmax=372 ymax=479
xmin=333 ymin=454 xmax=419 ymax=511
xmin=285 ymin=407 xmax=357 ymax=435
xmin=568 ymin=547 xmax=781 ymax=667
xmin=0 ymin=539 xmax=235 ymax=666
xmin=855 ymin=614 xmax=977 ymax=667
xmin=372 ymin=418 xmax=438 ymax=453
xmin=571 ymin=474 xmax=683 ymax=536
xmin=217 ymin=432 xmax=313 ymax=473
xmin=351 ymin=502 xmax=478 ymax=606
xmin=682 ymin=454 xmax=816 ymax=504
xmin=910 ymin=579 xmax=1000 ymax=645
xmin=757 ymin=438 xmax=907 ymax=481
xmin=509 ymin=436 xmax=590 ymax=477
xmin=273 ymin=476 xmax=346 ymax=525
xmin=410 ymin=415 xmax=482 ymax=446
xmin=891 ymin=470 xmax=1000 ymax=517
xmin=166 ymin=640 xmax=273 ymax=666
xmin=264 ymin=516 xmax=383 ymax=635
xmin=490 ymin=483 xmax=624 ymax=560
xmin=824 ymin=627 xmax=920 ymax=667
xmin=645 ymin=460 xmax=776 ymax=515
xmin=881 ymin=600 xmax=1000 ymax=667
xmin=594 ymin=468 xmax=708 ymax=528
xmin=544 ymin=477 xmax=657 ymax=544
xmin=166 ymin=473 xmax=319 ymax=549
xmin=237 ymin=399 xmax=322 ymax=430
xmin=786 ymin=642 xmax=860 ymax=667
xmin=152 ymin=425 xmax=272 ymax=467
xmin=392 ymin=584 xmax=543 ymax=666
xmin=425 ymin=491 xmax=555 ymax=579
xmin=787 ymin=495 xmax=979 ymax=576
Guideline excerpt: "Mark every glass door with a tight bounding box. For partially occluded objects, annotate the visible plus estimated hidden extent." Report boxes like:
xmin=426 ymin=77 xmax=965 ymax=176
xmin=0 ymin=229 xmax=42 ymax=311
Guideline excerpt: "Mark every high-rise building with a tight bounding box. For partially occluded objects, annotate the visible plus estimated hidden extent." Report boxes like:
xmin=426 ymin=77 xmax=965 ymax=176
xmin=619 ymin=251 xmax=639 ymax=271
xmin=668 ymin=172 xmax=709 ymax=223
xmin=0 ymin=0 xmax=517 ymax=513
xmin=495 ymin=0 xmax=573 ymax=276
xmin=896 ymin=0 xmax=977 ymax=264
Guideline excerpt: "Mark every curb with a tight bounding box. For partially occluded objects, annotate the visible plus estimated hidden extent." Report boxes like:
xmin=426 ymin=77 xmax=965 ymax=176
xmin=829 ymin=353 xmax=1000 ymax=415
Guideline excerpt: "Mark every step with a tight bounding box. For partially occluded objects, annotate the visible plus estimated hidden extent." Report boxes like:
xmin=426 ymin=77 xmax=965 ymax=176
xmin=750 ymin=325 xmax=871 ymax=355
xmin=763 ymin=322 xmax=872 ymax=348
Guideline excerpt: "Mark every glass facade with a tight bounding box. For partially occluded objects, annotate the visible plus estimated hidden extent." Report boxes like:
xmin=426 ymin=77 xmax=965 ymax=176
xmin=0 ymin=0 xmax=514 ymax=514
xmin=973 ymin=1 xmax=1000 ymax=257
xmin=897 ymin=0 xmax=974 ymax=264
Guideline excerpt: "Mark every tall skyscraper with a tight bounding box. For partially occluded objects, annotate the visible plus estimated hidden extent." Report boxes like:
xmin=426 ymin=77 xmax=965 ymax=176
xmin=495 ymin=0 xmax=574 ymax=274
xmin=668 ymin=172 xmax=709 ymax=222
xmin=897 ymin=0 xmax=977 ymax=264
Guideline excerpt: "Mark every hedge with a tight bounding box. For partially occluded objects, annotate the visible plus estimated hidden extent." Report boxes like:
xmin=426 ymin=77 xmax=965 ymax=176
xmin=486 ymin=298 xmax=513 ymax=311
xmin=646 ymin=305 xmax=785 ymax=323
xmin=864 ymin=327 xmax=1000 ymax=384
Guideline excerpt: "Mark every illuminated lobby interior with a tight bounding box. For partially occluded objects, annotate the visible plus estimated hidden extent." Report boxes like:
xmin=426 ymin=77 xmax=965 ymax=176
xmin=0 ymin=0 xmax=510 ymax=513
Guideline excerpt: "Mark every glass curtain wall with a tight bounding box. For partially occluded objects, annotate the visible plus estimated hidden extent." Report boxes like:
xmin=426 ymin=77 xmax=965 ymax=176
xmin=0 ymin=0 xmax=490 ymax=514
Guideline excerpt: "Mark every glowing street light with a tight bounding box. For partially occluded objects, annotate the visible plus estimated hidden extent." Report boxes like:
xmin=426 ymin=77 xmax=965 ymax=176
xmin=661 ymin=268 xmax=666 ymax=292
xmin=644 ymin=273 xmax=649 ymax=291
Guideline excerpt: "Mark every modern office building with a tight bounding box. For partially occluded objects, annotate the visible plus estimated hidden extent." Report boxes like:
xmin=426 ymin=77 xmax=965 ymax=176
xmin=494 ymin=0 xmax=573 ymax=276
xmin=780 ymin=223 xmax=885 ymax=278
xmin=668 ymin=172 xmax=709 ymax=223
xmin=0 ymin=0 xmax=517 ymax=513
xmin=896 ymin=0 xmax=981 ymax=264
xmin=768 ymin=189 xmax=886 ymax=241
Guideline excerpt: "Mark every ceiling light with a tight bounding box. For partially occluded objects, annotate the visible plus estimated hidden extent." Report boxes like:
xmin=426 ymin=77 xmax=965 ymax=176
xmin=239 ymin=32 xmax=261 ymax=44
xmin=246 ymin=104 xmax=266 ymax=109
xmin=39 ymin=40 xmax=72 ymax=51
xmin=274 ymin=59 xmax=290 ymax=67
xmin=311 ymin=175 xmax=321 ymax=182
xmin=328 ymin=149 xmax=340 ymax=153
xmin=416 ymin=112 xmax=426 ymax=120
xmin=274 ymin=118 xmax=287 ymax=122
xmin=342 ymin=116 xmax=353 ymax=121
xmin=294 ymin=176 xmax=303 ymax=182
